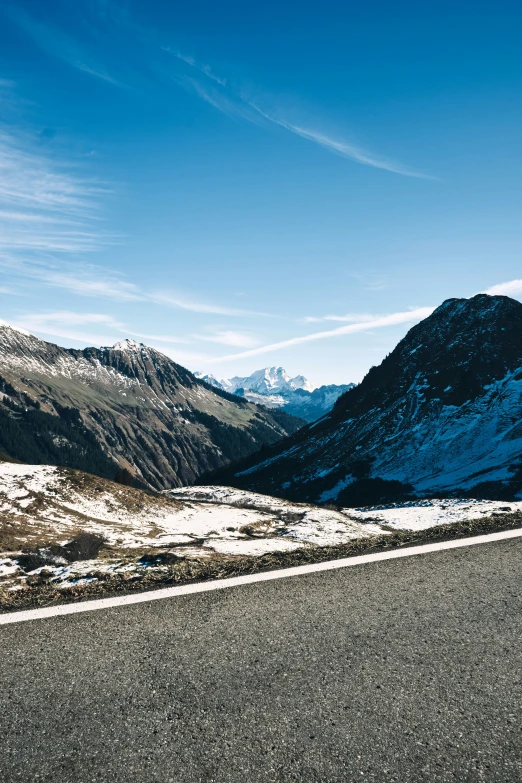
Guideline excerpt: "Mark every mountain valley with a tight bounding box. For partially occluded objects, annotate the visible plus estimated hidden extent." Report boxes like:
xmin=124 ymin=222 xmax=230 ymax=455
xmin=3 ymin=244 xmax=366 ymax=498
xmin=3 ymin=294 xmax=522 ymax=607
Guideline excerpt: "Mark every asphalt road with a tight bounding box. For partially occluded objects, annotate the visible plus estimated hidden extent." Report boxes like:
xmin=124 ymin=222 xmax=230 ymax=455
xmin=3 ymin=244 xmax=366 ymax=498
xmin=0 ymin=539 xmax=520 ymax=783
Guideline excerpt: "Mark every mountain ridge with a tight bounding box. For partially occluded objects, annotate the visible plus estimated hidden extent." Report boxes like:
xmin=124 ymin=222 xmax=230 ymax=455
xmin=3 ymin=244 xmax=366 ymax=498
xmin=202 ymin=294 xmax=522 ymax=503
xmin=0 ymin=323 xmax=304 ymax=490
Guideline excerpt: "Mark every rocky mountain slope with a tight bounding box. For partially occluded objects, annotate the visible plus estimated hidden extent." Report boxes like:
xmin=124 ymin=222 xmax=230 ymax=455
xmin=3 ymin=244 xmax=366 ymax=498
xmin=0 ymin=324 xmax=304 ymax=490
xmin=196 ymin=367 xmax=353 ymax=422
xmin=204 ymin=294 xmax=522 ymax=503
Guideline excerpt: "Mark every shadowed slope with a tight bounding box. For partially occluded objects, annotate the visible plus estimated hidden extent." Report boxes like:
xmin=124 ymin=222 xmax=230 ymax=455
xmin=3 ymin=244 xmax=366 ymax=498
xmin=203 ymin=295 xmax=522 ymax=503
xmin=0 ymin=327 xmax=304 ymax=489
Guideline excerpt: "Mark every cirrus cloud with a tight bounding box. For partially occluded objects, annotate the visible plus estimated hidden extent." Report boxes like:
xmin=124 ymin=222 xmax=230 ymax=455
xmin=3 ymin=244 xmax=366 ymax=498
xmin=209 ymin=307 xmax=435 ymax=362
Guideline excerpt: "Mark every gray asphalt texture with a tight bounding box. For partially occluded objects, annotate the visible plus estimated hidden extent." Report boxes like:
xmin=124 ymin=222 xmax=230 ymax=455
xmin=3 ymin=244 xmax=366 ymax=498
xmin=0 ymin=539 xmax=521 ymax=783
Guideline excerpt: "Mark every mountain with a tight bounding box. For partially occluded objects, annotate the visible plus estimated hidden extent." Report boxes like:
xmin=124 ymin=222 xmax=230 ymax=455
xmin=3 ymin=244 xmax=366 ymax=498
xmin=195 ymin=367 xmax=353 ymax=422
xmin=195 ymin=373 xmax=223 ymax=389
xmin=0 ymin=324 xmax=304 ymax=490
xmin=203 ymin=295 xmax=522 ymax=503
xmin=225 ymin=366 xmax=315 ymax=395
xmin=195 ymin=366 xmax=314 ymax=395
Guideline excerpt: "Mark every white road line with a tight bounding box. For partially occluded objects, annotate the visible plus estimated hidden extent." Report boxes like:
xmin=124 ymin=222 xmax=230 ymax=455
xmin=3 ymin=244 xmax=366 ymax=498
xmin=1 ymin=528 xmax=521 ymax=626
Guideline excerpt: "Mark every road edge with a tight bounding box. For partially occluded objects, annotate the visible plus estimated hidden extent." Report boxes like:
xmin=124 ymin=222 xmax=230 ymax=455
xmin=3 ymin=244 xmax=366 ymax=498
xmin=2 ymin=527 xmax=521 ymax=625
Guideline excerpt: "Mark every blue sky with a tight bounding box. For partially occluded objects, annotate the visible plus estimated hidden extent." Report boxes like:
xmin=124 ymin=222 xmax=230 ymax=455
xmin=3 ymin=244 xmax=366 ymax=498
xmin=0 ymin=0 xmax=521 ymax=384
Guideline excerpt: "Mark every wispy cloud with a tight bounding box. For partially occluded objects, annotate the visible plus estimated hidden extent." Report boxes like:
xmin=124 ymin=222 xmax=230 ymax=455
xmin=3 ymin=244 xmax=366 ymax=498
xmin=21 ymin=311 xmax=124 ymax=328
xmin=71 ymin=62 xmax=122 ymax=87
xmin=0 ymin=82 xmax=115 ymax=263
xmin=10 ymin=311 xmax=125 ymax=345
xmin=182 ymin=77 xmax=252 ymax=120
xmin=166 ymin=50 xmax=227 ymax=87
xmin=303 ymin=312 xmax=380 ymax=324
xmin=9 ymin=310 xmax=189 ymax=347
xmin=248 ymin=104 xmax=435 ymax=180
xmin=0 ymin=143 xmax=117 ymax=302
xmin=152 ymin=291 xmax=267 ymax=317
xmin=208 ymin=307 xmax=435 ymax=362
xmin=166 ymin=53 xmax=433 ymax=179
xmin=483 ymin=279 xmax=522 ymax=297
xmin=2 ymin=256 xmax=268 ymax=317
xmin=348 ymin=271 xmax=390 ymax=291
xmin=0 ymin=131 xmax=106 ymax=216
xmin=193 ymin=330 xmax=260 ymax=347
xmin=6 ymin=4 xmax=124 ymax=87
xmin=1 ymin=259 xmax=140 ymax=301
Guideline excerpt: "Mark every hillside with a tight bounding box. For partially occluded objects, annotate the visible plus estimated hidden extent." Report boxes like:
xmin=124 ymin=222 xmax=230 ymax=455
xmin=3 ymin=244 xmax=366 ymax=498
xmin=197 ymin=366 xmax=353 ymax=422
xmin=1 ymin=461 xmax=519 ymax=604
xmin=0 ymin=461 xmax=381 ymax=598
xmin=203 ymin=295 xmax=522 ymax=503
xmin=0 ymin=324 xmax=304 ymax=490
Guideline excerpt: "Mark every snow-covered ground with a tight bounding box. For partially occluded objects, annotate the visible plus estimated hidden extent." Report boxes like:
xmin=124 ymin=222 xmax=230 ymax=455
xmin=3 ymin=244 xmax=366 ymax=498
xmin=347 ymin=497 xmax=521 ymax=531
xmin=0 ymin=465 xmax=381 ymax=591
xmin=0 ymin=464 xmax=520 ymax=593
xmin=169 ymin=486 xmax=384 ymax=548
xmin=169 ymin=485 xmax=522 ymax=533
xmin=0 ymin=464 xmax=378 ymax=552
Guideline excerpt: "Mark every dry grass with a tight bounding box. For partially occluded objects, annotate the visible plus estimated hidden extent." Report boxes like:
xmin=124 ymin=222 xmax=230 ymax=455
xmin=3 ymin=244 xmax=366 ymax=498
xmin=1 ymin=511 xmax=521 ymax=613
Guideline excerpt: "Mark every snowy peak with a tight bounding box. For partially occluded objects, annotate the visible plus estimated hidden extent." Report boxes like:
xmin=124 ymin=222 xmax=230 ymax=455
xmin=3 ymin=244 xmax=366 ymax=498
xmin=194 ymin=372 xmax=222 ymax=388
xmin=119 ymin=364 xmax=318 ymax=396
xmin=223 ymin=367 xmax=316 ymax=394
xmin=0 ymin=319 xmax=31 ymax=337
xmin=194 ymin=366 xmax=351 ymax=422
xmin=110 ymin=338 xmax=144 ymax=352
xmin=290 ymin=374 xmax=314 ymax=392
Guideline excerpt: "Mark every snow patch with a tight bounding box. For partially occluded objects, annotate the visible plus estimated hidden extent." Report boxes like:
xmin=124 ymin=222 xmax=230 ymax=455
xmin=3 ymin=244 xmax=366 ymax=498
xmin=346 ymin=498 xmax=521 ymax=531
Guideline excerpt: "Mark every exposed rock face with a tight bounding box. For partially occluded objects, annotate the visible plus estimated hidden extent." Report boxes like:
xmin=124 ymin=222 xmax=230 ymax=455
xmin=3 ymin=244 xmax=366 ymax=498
xmin=204 ymin=295 xmax=522 ymax=503
xmin=0 ymin=327 xmax=304 ymax=489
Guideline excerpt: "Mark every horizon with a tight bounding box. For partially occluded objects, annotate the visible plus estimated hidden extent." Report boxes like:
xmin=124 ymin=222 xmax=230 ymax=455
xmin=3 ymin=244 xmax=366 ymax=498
xmin=1 ymin=1 xmax=522 ymax=384
xmin=1 ymin=289 xmax=518 ymax=388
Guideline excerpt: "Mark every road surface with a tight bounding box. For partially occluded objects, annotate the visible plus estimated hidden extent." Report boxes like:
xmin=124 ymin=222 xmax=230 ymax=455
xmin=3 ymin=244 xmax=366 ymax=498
xmin=1 ymin=538 xmax=520 ymax=782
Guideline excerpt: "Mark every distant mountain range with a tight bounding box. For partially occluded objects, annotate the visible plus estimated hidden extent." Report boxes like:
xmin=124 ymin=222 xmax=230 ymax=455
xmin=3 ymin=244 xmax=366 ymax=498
xmin=0 ymin=325 xmax=304 ymax=490
xmin=203 ymin=294 xmax=522 ymax=504
xmin=195 ymin=367 xmax=353 ymax=422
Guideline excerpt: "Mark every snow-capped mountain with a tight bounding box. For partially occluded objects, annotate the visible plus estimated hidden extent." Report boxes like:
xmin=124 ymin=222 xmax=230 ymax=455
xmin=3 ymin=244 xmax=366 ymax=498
xmin=204 ymin=294 xmax=522 ymax=503
xmin=226 ymin=367 xmax=315 ymax=395
xmin=0 ymin=324 xmax=304 ymax=490
xmin=196 ymin=366 xmax=313 ymax=394
xmin=195 ymin=367 xmax=353 ymax=422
